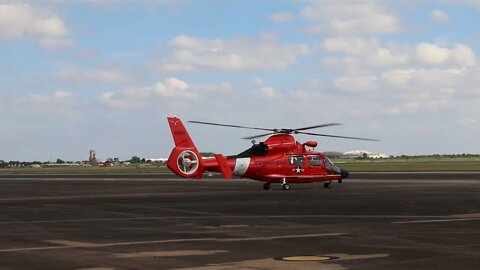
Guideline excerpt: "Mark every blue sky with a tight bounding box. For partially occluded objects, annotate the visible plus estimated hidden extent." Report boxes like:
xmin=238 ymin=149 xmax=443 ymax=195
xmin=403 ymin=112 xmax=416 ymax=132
xmin=1 ymin=0 xmax=480 ymax=161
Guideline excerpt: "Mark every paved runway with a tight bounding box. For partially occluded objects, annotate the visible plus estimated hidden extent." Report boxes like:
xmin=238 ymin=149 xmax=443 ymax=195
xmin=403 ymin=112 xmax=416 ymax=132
xmin=0 ymin=174 xmax=479 ymax=269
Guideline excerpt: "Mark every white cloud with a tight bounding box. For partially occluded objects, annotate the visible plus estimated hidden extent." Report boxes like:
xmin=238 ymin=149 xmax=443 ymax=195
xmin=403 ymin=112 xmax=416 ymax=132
xmin=100 ymin=78 xmax=232 ymax=109
xmin=323 ymin=38 xmax=380 ymax=55
xmin=369 ymin=48 xmax=410 ymax=68
xmin=334 ymin=76 xmax=379 ymax=92
xmin=301 ymin=0 xmax=402 ymax=35
xmin=321 ymin=38 xmax=478 ymax=117
xmin=0 ymin=4 xmax=69 ymax=38
xmin=153 ymin=77 xmax=192 ymax=97
xmin=56 ymin=68 xmax=131 ymax=84
xmin=381 ymin=68 xmax=464 ymax=90
xmin=324 ymin=40 xmax=475 ymax=73
xmin=15 ymin=91 xmax=73 ymax=104
xmin=450 ymin=44 xmax=476 ymax=66
xmin=416 ymin=43 xmax=475 ymax=66
xmin=269 ymin=12 xmax=293 ymax=22
xmin=328 ymin=67 xmax=475 ymax=116
xmin=13 ymin=91 xmax=78 ymax=116
xmin=416 ymin=43 xmax=450 ymax=65
xmin=159 ymin=34 xmax=310 ymax=71
xmin=259 ymin=87 xmax=281 ymax=98
xmin=349 ymin=68 xmax=464 ymax=115
xmin=323 ymin=38 xmax=410 ymax=72
xmin=193 ymin=82 xmax=233 ymax=94
xmin=0 ymin=4 xmax=73 ymax=50
xmin=430 ymin=9 xmax=451 ymax=23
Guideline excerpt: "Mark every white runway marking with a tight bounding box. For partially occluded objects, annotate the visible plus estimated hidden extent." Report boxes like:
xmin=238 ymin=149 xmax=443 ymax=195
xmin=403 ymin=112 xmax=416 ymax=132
xmin=115 ymin=249 xmax=228 ymax=258
xmin=0 ymin=233 xmax=346 ymax=253
xmin=216 ymin=233 xmax=345 ymax=242
xmin=393 ymin=213 xmax=480 ymax=224
xmin=0 ymin=215 xmax=449 ymax=225
xmin=392 ymin=217 xmax=480 ymax=224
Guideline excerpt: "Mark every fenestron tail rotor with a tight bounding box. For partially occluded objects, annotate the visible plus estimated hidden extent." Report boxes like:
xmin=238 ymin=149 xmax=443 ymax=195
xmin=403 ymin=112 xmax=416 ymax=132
xmin=188 ymin=120 xmax=378 ymax=141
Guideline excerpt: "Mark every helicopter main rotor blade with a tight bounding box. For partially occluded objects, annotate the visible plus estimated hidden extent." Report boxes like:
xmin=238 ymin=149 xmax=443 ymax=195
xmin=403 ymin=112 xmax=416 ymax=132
xmin=242 ymin=132 xmax=275 ymax=140
xmin=188 ymin=120 xmax=273 ymax=132
xmin=297 ymin=131 xmax=380 ymax=141
xmin=189 ymin=120 xmax=378 ymax=141
xmin=294 ymin=123 xmax=342 ymax=131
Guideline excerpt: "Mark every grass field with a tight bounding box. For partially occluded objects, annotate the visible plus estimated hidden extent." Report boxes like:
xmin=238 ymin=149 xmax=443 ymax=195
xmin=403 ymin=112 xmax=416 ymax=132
xmin=334 ymin=159 xmax=480 ymax=172
xmin=1 ymin=157 xmax=480 ymax=174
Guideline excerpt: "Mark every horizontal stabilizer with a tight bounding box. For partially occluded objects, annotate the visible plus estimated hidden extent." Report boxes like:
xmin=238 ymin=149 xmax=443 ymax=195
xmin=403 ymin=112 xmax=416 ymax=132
xmin=215 ymin=154 xmax=233 ymax=179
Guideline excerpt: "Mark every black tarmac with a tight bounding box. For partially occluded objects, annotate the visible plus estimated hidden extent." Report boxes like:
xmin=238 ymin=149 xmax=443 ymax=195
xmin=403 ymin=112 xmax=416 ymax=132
xmin=0 ymin=173 xmax=479 ymax=269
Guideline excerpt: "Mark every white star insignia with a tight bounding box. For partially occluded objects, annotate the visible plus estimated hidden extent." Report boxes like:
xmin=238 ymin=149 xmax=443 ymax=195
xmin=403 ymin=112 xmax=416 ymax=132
xmin=293 ymin=166 xmax=304 ymax=174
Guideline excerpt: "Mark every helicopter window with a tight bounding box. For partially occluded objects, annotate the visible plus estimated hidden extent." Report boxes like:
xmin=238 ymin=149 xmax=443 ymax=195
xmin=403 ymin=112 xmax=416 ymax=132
xmin=289 ymin=155 xmax=305 ymax=165
xmin=308 ymin=155 xmax=323 ymax=166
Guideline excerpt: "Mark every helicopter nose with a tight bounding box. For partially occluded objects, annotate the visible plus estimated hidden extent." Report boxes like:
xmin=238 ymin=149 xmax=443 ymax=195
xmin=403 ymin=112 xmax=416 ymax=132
xmin=340 ymin=168 xmax=349 ymax=179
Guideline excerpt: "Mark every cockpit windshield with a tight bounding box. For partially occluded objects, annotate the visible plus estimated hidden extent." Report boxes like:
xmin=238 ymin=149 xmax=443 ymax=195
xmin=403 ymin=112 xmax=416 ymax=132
xmin=324 ymin=156 xmax=341 ymax=174
xmin=324 ymin=157 xmax=334 ymax=167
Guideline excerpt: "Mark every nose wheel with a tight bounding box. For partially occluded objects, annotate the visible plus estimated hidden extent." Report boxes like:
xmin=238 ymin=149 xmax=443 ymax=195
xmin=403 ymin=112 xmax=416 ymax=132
xmin=281 ymin=178 xmax=290 ymax=190
xmin=324 ymin=181 xmax=333 ymax=189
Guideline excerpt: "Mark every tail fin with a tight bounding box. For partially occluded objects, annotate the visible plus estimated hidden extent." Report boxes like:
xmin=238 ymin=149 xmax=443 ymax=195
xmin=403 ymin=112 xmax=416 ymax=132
xmin=168 ymin=116 xmax=197 ymax=148
xmin=167 ymin=116 xmax=204 ymax=178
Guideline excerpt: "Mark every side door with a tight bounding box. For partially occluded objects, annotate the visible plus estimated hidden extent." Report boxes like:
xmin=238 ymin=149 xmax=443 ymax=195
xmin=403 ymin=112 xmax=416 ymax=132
xmin=307 ymin=155 xmax=327 ymax=175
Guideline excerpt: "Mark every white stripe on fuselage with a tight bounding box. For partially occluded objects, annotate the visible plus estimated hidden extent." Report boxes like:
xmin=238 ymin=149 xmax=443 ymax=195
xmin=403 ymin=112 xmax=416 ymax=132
xmin=233 ymin=158 xmax=250 ymax=176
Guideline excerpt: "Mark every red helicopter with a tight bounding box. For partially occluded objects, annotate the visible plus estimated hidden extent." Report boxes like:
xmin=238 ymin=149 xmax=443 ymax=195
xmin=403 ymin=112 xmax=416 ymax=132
xmin=166 ymin=116 xmax=377 ymax=190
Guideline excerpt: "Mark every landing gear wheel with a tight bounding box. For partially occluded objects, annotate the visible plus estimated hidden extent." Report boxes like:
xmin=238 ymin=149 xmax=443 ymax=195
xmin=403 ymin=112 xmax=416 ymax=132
xmin=282 ymin=184 xmax=291 ymax=190
xmin=338 ymin=179 xmax=343 ymax=184
xmin=263 ymin=183 xmax=271 ymax=190
xmin=324 ymin=182 xmax=333 ymax=189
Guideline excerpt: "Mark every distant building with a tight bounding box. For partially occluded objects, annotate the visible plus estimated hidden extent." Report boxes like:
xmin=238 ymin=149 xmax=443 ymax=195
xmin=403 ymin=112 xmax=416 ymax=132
xmin=147 ymin=158 xmax=168 ymax=163
xmin=323 ymin=151 xmax=343 ymax=159
xmin=341 ymin=150 xmax=389 ymax=159
xmin=89 ymin=150 xmax=98 ymax=166
xmin=146 ymin=158 xmax=168 ymax=165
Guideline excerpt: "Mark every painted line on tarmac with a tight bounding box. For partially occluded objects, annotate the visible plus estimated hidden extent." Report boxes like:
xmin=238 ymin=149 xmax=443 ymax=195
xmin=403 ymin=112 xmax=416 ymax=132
xmin=0 ymin=233 xmax=345 ymax=253
xmin=0 ymin=215 xmax=450 ymax=225
xmin=0 ymin=238 xmax=216 ymax=253
xmin=392 ymin=217 xmax=480 ymax=224
xmin=0 ymin=192 xmax=211 ymax=202
xmin=115 ymin=249 xmax=228 ymax=258
xmin=217 ymin=233 xmax=345 ymax=242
